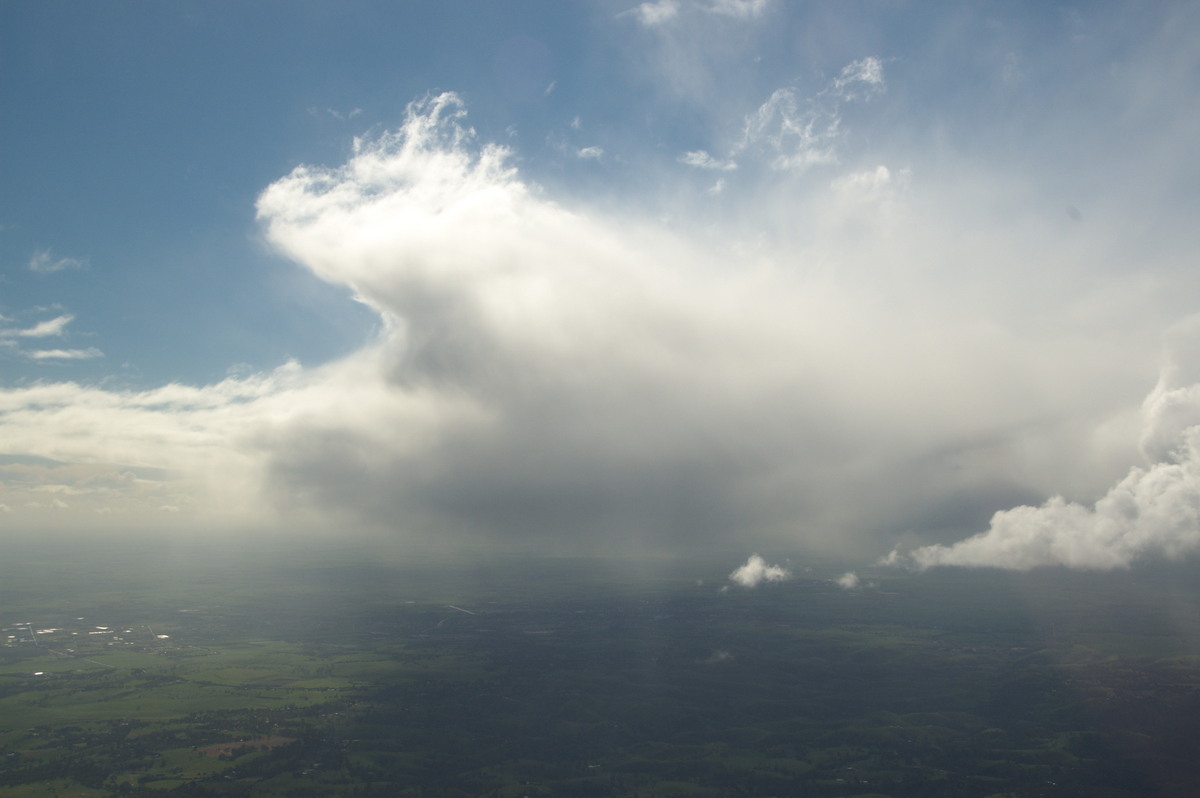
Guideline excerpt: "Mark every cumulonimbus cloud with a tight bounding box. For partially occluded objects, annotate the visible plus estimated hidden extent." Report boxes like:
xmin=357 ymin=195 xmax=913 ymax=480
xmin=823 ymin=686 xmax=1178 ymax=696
xmin=248 ymin=90 xmax=1160 ymax=552
xmin=1 ymin=50 xmax=1195 ymax=558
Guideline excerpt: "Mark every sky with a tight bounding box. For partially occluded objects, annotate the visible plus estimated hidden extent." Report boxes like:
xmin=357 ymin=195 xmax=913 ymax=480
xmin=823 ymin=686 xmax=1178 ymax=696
xmin=3 ymin=1 xmax=1200 ymax=569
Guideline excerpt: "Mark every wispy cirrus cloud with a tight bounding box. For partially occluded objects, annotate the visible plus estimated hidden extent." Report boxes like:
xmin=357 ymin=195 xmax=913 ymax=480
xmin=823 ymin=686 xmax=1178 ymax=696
xmin=679 ymin=150 xmax=737 ymax=170
xmin=27 ymin=248 xmax=88 ymax=274
xmin=707 ymin=0 xmax=770 ymax=20
xmin=622 ymin=0 xmax=770 ymax=27
xmin=734 ymin=56 xmax=885 ymax=171
xmin=0 ymin=312 xmax=97 ymax=360
xmin=1 ymin=314 xmax=98 ymax=362
xmin=621 ymin=0 xmax=680 ymax=27
xmin=7 ymin=314 xmax=75 ymax=338
xmin=24 ymin=347 xmax=103 ymax=361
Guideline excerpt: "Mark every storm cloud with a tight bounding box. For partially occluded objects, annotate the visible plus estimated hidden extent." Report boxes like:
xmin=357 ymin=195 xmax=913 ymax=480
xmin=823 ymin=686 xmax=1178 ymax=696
xmin=2 ymin=2 xmax=1199 ymax=568
xmin=246 ymin=87 xmax=1170 ymax=555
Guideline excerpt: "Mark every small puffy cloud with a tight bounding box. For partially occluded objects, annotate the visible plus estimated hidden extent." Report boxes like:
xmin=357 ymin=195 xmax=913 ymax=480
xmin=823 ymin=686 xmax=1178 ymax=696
xmin=28 ymin=249 xmax=87 ymax=274
xmin=835 ymin=571 xmax=860 ymax=589
xmin=577 ymin=146 xmax=604 ymax=159
xmin=729 ymin=554 xmax=790 ymax=587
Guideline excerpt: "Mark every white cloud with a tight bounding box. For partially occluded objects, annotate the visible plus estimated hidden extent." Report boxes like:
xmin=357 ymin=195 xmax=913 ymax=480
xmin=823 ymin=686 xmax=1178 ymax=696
xmin=679 ymin=150 xmax=737 ymax=170
xmin=832 ymin=56 xmax=885 ymax=98
xmin=624 ymin=0 xmax=680 ymax=27
xmin=831 ymin=165 xmax=904 ymax=197
xmin=835 ymin=571 xmax=860 ymax=589
xmin=706 ymin=0 xmax=770 ymax=20
xmin=734 ymin=58 xmax=884 ymax=172
xmin=577 ymin=146 xmax=604 ymax=159
xmin=10 ymin=314 xmax=74 ymax=338
xmin=729 ymin=554 xmax=790 ymax=587
xmin=737 ymin=87 xmax=840 ymax=170
xmin=887 ymin=373 xmax=1200 ymax=571
xmin=312 ymin=107 xmax=362 ymax=121
xmin=24 ymin=347 xmax=103 ymax=361
xmin=620 ymin=0 xmax=776 ymax=107
xmin=27 ymin=249 xmax=87 ymax=273
xmin=0 ymin=365 xmax=305 ymax=531
xmin=2 ymin=47 xmax=1197 ymax=560
xmin=625 ymin=0 xmax=769 ymax=25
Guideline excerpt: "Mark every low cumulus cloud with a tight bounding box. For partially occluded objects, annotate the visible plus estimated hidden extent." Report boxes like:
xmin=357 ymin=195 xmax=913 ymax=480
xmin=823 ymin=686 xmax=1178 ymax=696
xmin=835 ymin=572 xmax=860 ymax=589
xmin=0 ymin=368 xmax=302 ymax=531
xmin=885 ymin=371 xmax=1200 ymax=571
xmin=1 ymin=313 xmax=101 ymax=362
xmin=729 ymin=554 xmax=790 ymax=587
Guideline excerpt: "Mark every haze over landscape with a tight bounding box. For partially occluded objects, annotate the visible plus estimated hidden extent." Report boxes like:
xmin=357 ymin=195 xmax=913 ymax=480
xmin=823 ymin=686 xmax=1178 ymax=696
xmin=4 ymin=0 xmax=1200 ymax=571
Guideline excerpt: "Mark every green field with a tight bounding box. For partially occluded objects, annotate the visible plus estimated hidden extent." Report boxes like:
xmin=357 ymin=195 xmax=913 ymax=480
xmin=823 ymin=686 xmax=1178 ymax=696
xmin=3 ymin=539 xmax=1200 ymax=796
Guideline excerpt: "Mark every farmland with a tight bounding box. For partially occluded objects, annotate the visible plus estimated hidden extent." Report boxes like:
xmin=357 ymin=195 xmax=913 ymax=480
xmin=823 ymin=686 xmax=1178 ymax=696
xmin=3 ymin=537 xmax=1200 ymax=796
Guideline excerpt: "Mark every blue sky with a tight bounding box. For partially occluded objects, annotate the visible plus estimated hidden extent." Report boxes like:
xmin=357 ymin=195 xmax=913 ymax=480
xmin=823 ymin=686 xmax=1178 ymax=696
xmin=3 ymin=1 xmax=1200 ymax=570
